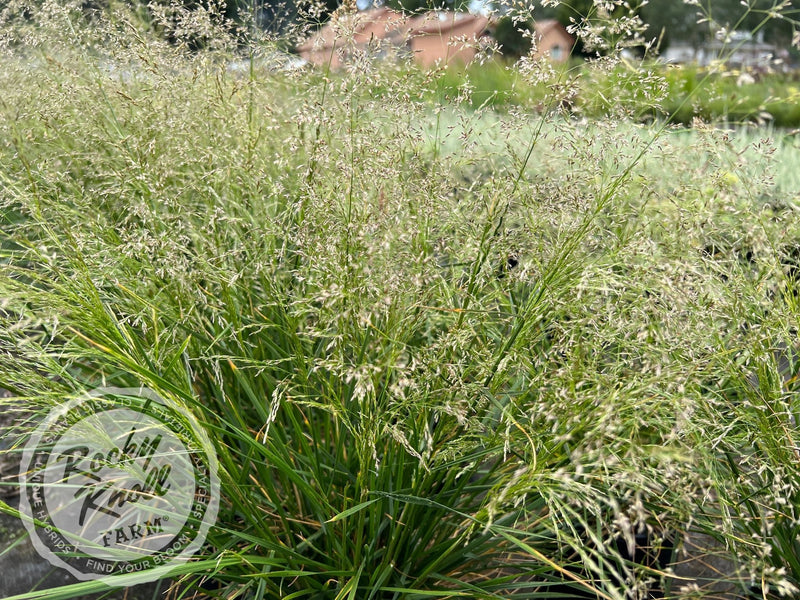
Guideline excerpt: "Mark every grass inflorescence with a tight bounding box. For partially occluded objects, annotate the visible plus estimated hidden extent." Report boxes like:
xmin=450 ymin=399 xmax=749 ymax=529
xmin=1 ymin=1 xmax=800 ymax=599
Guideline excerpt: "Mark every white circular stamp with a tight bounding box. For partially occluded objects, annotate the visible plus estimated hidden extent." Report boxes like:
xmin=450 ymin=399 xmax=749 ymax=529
xmin=18 ymin=387 xmax=219 ymax=584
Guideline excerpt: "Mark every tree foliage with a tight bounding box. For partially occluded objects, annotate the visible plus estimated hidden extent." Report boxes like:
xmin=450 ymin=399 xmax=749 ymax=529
xmin=492 ymin=15 xmax=532 ymax=58
xmin=29 ymin=0 xmax=800 ymax=55
xmin=383 ymin=0 xmax=470 ymax=13
xmin=537 ymin=0 xmax=799 ymax=53
xmin=640 ymin=0 xmax=800 ymax=50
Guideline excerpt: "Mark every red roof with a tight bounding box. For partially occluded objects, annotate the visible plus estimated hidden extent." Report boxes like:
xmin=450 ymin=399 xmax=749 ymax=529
xmin=296 ymin=8 xmax=411 ymax=53
xmin=407 ymin=11 xmax=490 ymax=36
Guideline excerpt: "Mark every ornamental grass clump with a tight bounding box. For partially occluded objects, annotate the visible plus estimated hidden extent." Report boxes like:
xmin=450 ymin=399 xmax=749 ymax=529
xmin=1 ymin=1 xmax=800 ymax=599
